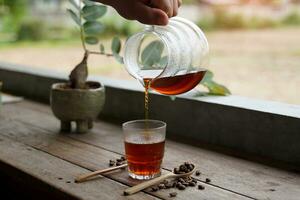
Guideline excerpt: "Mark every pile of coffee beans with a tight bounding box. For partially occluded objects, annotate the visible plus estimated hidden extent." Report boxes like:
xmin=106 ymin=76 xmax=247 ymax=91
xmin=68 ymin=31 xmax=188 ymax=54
xmin=148 ymin=162 xmax=210 ymax=198
xmin=150 ymin=176 xmax=201 ymax=193
xmin=108 ymin=156 xmax=126 ymax=167
xmin=173 ymin=162 xmax=195 ymax=174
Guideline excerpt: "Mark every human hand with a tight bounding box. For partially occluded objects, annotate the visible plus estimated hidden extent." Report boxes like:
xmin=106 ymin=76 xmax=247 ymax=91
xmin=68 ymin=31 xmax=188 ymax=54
xmin=99 ymin=0 xmax=182 ymax=25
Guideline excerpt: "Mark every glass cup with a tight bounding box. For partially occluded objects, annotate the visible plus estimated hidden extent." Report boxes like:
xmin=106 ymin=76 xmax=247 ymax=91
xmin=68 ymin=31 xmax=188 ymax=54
xmin=122 ymin=120 xmax=166 ymax=180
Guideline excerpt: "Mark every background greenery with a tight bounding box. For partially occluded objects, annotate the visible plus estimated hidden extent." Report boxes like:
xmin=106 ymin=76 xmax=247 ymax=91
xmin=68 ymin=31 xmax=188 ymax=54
xmin=1 ymin=0 xmax=300 ymax=42
xmin=197 ymin=8 xmax=300 ymax=31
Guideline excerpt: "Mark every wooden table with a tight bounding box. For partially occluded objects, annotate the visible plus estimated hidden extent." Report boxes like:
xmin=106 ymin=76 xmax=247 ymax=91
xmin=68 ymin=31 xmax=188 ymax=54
xmin=0 ymin=100 xmax=299 ymax=200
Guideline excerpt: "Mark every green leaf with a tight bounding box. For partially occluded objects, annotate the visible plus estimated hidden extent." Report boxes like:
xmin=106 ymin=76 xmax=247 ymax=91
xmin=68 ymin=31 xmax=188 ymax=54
xmin=111 ymin=37 xmax=121 ymax=54
xmin=200 ymin=70 xmax=231 ymax=95
xmin=85 ymin=36 xmax=99 ymax=45
xmin=67 ymin=9 xmax=81 ymax=26
xmin=141 ymin=40 xmax=164 ymax=68
xmin=158 ymin=56 xmax=168 ymax=67
xmin=68 ymin=0 xmax=80 ymax=10
xmin=201 ymin=70 xmax=213 ymax=83
xmin=203 ymin=81 xmax=231 ymax=95
xmin=100 ymin=44 xmax=105 ymax=53
xmin=82 ymin=5 xmax=107 ymax=21
xmin=169 ymin=96 xmax=176 ymax=101
xmin=113 ymin=53 xmax=124 ymax=64
xmin=83 ymin=21 xmax=104 ymax=35
xmin=111 ymin=37 xmax=122 ymax=63
xmin=83 ymin=0 xmax=96 ymax=6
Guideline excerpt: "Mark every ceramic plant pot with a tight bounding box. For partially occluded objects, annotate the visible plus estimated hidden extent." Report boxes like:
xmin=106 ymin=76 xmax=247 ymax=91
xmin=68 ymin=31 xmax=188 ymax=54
xmin=50 ymin=81 xmax=105 ymax=133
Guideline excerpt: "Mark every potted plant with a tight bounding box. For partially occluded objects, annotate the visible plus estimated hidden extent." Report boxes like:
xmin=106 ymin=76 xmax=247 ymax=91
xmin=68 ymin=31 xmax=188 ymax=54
xmin=50 ymin=0 xmax=123 ymax=133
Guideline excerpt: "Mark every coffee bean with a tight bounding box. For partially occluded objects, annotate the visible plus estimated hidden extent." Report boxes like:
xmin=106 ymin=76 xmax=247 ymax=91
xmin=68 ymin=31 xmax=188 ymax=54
xmin=165 ymin=183 xmax=173 ymax=188
xmin=116 ymin=161 xmax=125 ymax=166
xmin=205 ymin=178 xmax=211 ymax=183
xmin=120 ymin=156 xmax=126 ymax=161
xmin=178 ymin=184 xmax=186 ymax=190
xmin=185 ymin=176 xmax=192 ymax=182
xmin=188 ymin=164 xmax=194 ymax=171
xmin=178 ymin=178 xmax=185 ymax=183
xmin=174 ymin=167 xmax=180 ymax=174
xmin=189 ymin=182 xmax=196 ymax=187
xmin=192 ymin=179 xmax=197 ymax=184
xmin=198 ymin=184 xmax=205 ymax=190
xmin=195 ymin=170 xmax=201 ymax=176
xmin=116 ymin=158 xmax=122 ymax=162
xmin=172 ymin=182 xmax=177 ymax=188
xmin=109 ymin=160 xmax=115 ymax=166
xmin=182 ymin=182 xmax=189 ymax=187
xmin=169 ymin=192 xmax=177 ymax=197
xmin=158 ymin=184 xmax=165 ymax=189
xmin=179 ymin=165 xmax=187 ymax=172
xmin=162 ymin=180 xmax=168 ymax=185
xmin=176 ymin=183 xmax=182 ymax=188
xmin=151 ymin=187 xmax=158 ymax=192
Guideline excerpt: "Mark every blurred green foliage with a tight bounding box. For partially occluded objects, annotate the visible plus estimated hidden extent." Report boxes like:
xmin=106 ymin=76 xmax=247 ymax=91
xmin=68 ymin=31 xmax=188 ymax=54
xmin=182 ymin=0 xmax=199 ymax=4
xmin=16 ymin=20 xmax=46 ymax=41
xmin=281 ymin=10 xmax=300 ymax=25
xmin=0 ymin=0 xmax=140 ymax=43
xmin=0 ymin=0 xmax=27 ymax=32
xmin=197 ymin=8 xmax=300 ymax=31
xmin=14 ymin=21 xmax=79 ymax=42
xmin=1 ymin=1 xmax=299 ymax=42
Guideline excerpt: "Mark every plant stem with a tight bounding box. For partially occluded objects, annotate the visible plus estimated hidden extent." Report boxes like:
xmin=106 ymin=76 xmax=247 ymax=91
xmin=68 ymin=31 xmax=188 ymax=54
xmin=77 ymin=0 xmax=113 ymax=58
xmin=89 ymin=51 xmax=113 ymax=57
xmin=79 ymin=0 xmax=87 ymax=52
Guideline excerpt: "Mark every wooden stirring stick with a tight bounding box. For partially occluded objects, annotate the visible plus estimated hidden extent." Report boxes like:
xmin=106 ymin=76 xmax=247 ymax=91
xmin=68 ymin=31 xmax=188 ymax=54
xmin=75 ymin=163 xmax=128 ymax=183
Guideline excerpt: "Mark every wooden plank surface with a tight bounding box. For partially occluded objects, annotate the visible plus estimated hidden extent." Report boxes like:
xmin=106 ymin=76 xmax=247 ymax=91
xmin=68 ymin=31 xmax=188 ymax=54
xmin=8 ymin=100 xmax=300 ymax=200
xmin=0 ymin=116 xmax=246 ymax=200
xmin=1 ymin=63 xmax=300 ymax=166
xmin=0 ymin=135 xmax=158 ymax=200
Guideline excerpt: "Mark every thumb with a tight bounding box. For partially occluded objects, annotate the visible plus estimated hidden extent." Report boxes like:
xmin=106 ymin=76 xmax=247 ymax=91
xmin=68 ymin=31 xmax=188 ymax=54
xmin=135 ymin=3 xmax=169 ymax=25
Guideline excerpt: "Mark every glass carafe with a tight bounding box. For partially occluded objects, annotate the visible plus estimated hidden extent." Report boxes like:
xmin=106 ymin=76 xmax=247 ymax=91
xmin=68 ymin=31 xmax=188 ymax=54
xmin=124 ymin=17 xmax=209 ymax=95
